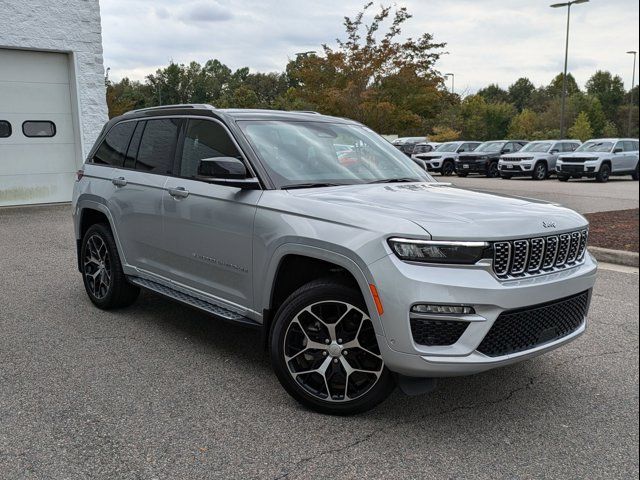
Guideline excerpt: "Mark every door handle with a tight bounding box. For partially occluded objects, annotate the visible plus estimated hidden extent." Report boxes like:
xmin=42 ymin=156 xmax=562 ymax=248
xmin=168 ymin=186 xmax=189 ymax=199
xmin=112 ymin=177 xmax=127 ymax=187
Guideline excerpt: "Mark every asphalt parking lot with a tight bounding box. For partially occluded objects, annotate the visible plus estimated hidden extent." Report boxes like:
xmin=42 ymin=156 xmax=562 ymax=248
xmin=1 ymin=203 xmax=638 ymax=480
xmin=447 ymin=176 xmax=639 ymax=214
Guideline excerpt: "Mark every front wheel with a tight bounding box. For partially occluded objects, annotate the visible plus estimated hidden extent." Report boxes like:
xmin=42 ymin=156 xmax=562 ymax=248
xmin=596 ymin=164 xmax=611 ymax=183
xmin=632 ymin=162 xmax=639 ymax=181
xmin=457 ymin=172 xmax=468 ymax=177
xmin=558 ymin=174 xmax=570 ymax=182
xmin=270 ymin=279 xmax=395 ymax=415
xmin=500 ymin=174 xmax=512 ymax=180
xmin=532 ymin=162 xmax=548 ymax=181
xmin=441 ymin=160 xmax=455 ymax=176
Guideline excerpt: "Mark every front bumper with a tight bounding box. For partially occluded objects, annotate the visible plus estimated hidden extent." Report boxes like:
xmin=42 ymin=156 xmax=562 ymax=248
xmin=557 ymin=162 xmax=598 ymax=176
xmin=455 ymin=161 xmax=488 ymax=173
xmin=368 ymin=253 xmax=597 ymax=377
xmin=499 ymin=161 xmax=533 ymax=175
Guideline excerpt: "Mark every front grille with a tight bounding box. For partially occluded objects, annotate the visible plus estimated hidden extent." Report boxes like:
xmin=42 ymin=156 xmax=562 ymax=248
xmin=477 ymin=291 xmax=589 ymax=357
xmin=492 ymin=229 xmax=588 ymax=278
xmin=502 ymin=157 xmax=530 ymax=162
xmin=410 ymin=318 xmax=469 ymax=346
xmin=560 ymin=164 xmax=585 ymax=173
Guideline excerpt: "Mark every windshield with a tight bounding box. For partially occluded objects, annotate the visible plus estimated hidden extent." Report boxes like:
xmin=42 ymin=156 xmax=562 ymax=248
xmin=575 ymin=141 xmax=614 ymax=153
xmin=475 ymin=141 xmax=505 ymax=152
xmin=435 ymin=142 xmax=460 ymax=152
xmin=238 ymin=121 xmax=433 ymax=188
xmin=520 ymin=142 xmax=552 ymax=153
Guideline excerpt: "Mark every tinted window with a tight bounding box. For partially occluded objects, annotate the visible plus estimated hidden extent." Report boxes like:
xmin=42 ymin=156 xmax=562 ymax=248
xmin=0 ymin=120 xmax=11 ymax=138
xmin=22 ymin=121 xmax=56 ymax=138
xmin=124 ymin=121 xmax=145 ymax=169
xmin=180 ymin=119 xmax=241 ymax=178
xmin=135 ymin=119 xmax=180 ymax=174
xmin=502 ymin=142 xmax=516 ymax=153
xmin=614 ymin=141 xmax=625 ymax=152
xmin=93 ymin=121 xmax=136 ymax=167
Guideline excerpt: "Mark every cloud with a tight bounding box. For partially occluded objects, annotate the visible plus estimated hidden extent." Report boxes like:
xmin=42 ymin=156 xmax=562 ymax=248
xmin=100 ymin=0 xmax=640 ymax=93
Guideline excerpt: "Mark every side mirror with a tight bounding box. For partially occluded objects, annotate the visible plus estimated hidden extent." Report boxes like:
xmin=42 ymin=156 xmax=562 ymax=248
xmin=550 ymin=149 xmax=559 ymax=154
xmin=196 ymin=157 xmax=260 ymax=189
xmin=613 ymin=147 xmax=623 ymax=153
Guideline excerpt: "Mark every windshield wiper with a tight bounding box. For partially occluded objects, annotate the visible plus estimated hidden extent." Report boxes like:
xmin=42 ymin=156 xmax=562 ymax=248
xmin=281 ymin=182 xmax=344 ymax=190
xmin=367 ymin=178 xmax=421 ymax=184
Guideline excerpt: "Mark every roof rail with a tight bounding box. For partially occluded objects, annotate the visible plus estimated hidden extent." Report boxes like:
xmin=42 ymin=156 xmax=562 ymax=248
xmin=295 ymin=110 xmax=321 ymax=115
xmin=123 ymin=104 xmax=216 ymax=115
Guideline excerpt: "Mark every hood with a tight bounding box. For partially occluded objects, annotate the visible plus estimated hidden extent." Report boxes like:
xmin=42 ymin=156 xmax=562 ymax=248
xmin=501 ymin=151 xmax=548 ymax=159
xmin=458 ymin=151 xmax=500 ymax=158
xmin=287 ymin=183 xmax=587 ymax=241
xmin=416 ymin=152 xmax=445 ymax=159
xmin=559 ymin=151 xmax=601 ymax=159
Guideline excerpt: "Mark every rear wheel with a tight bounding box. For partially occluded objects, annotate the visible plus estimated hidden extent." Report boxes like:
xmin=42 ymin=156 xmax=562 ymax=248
xmin=81 ymin=223 xmax=139 ymax=309
xmin=441 ymin=160 xmax=455 ymax=176
xmin=632 ymin=162 xmax=639 ymax=181
xmin=595 ymin=163 xmax=611 ymax=183
xmin=270 ymin=279 xmax=395 ymax=415
xmin=486 ymin=162 xmax=499 ymax=178
xmin=532 ymin=162 xmax=548 ymax=181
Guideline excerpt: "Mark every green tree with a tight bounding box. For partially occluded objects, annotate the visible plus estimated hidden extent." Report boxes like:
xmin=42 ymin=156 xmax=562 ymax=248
xmin=547 ymin=72 xmax=580 ymax=97
xmin=568 ymin=112 xmax=593 ymax=141
xmin=586 ymin=70 xmax=625 ymax=121
xmin=508 ymin=108 xmax=539 ymax=139
xmin=477 ymin=84 xmax=509 ymax=104
xmin=458 ymin=95 xmax=515 ymax=140
xmin=601 ymin=120 xmax=619 ymax=137
xmin=429 ymin=126 xmax=461 ymax=142
xmin=508 ymin=78 xmax=536 ymax=112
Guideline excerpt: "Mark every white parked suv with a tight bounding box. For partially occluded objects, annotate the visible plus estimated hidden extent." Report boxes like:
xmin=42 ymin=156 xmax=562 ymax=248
xmin=556 ymin=138 xmax=640 ymax=182
xmin=499 ymin=140 xmax=581 ymax=181
xmin=412 ymin=141 xmax=481 ymax=176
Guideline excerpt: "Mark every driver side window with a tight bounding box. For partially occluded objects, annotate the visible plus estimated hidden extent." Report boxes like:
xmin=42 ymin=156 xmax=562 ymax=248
xmin=180 ymin=119 xmax=241 ymax=178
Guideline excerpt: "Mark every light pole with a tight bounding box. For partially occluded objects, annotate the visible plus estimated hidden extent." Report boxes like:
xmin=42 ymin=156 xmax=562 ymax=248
xmin=627 ymin=50 xmax=637 ymax=137
xmin=445 ymin=73 xmax=455 ymax=95
xmin=550 ymin=0 xmax=589 ymax=138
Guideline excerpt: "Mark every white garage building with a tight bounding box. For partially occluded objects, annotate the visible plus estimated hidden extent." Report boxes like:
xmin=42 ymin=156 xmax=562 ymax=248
xmin=0 ymin=0 xmax=108 ymax=206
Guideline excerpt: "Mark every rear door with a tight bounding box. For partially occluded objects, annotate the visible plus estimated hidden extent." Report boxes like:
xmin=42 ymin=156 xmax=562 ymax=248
xmin=161 ymin=118 xmax=262 ymax=308
xmin=611 ymin=141 xmax=628 ymax=172
xmin=108 ymin=118 xmax=180 ymax=275
xmin=623 ymin=141 xmax=638 ymax=170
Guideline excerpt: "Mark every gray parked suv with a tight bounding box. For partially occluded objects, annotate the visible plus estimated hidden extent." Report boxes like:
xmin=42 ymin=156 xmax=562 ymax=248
xmin=73 ymin=105 xmax=597 ymax=415
xmin=499 ymin=140 xmax=581 ymax=180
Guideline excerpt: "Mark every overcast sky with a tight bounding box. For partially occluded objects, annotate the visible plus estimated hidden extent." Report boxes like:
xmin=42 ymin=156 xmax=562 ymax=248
xmin=101 ymin=0 xmax=640 ymax=94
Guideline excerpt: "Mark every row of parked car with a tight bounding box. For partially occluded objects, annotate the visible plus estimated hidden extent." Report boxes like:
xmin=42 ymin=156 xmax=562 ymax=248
xmin=392 ymin=137 xmax=640 ymax=182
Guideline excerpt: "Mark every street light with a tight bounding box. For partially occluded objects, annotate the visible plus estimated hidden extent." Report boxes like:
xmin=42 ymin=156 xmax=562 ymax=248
xmin=626 ymin=50 xmax=637 ymax=137
xmin=445 ymin=73 xmax=455 ymax=95
xmin=550 ymin=0 xmax=589 ymax=138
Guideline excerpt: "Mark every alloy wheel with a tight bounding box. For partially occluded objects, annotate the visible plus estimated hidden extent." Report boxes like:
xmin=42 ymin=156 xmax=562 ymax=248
xmin=442 ymin=162 xmax=455 ymax=176
xmin=534 ymin=163 xmax=547 ymax=180
xmin=283 ymin=301 xmax=383 ymax=402
xmin=83 ymin=234 xmax=112 ymax=300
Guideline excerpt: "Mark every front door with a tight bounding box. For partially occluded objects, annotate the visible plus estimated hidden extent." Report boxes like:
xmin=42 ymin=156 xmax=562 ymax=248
xmin=161 ymin=118 xmax=262 ymax=309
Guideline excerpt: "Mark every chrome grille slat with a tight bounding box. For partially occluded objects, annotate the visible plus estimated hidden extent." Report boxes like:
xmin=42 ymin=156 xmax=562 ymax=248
xmin=492 ymin=229 xmax=588 ymax=279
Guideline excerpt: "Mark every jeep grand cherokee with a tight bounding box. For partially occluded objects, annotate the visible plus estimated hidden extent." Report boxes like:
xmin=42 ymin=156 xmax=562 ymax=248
xmin=73 ymin=105 xmax=597 ymax=415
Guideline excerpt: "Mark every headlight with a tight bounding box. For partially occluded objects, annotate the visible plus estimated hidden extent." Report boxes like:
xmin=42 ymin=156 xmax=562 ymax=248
xmin=388 ymin=238 xmax=489 ymax=264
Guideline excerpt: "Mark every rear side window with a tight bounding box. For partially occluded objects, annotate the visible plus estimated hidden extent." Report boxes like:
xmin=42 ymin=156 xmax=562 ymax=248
xmin=23 ymin=121 xmax=56 ymax=138
xmin=124 ymin=121 xmax=145 ymax=169
xmin=92 ymin=121 xmax=136 ymax=167
xmin=0 ymin=120 xmax=11 ymax=138
xmin=180 ymin=119 xmax=241 ymax=178
xmin=623 ymin=141 xmax=636 ymax=152
xmin=135 ymin=118 xmax=180 ymax=174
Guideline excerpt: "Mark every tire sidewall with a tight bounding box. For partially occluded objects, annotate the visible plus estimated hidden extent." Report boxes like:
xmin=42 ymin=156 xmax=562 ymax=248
xmin=269 ymin=281 xmax=395 ymax=415
xmin=533 ymin=162 xmax=547 ymax=180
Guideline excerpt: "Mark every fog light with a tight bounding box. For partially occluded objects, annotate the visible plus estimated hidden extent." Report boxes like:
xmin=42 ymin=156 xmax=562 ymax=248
xmin=411 ymin=304 xmax=475 ymax=315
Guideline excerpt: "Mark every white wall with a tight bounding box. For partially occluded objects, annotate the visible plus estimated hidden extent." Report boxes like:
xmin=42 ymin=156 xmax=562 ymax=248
xmin=0 ymin=0 xmax=108 ymax=161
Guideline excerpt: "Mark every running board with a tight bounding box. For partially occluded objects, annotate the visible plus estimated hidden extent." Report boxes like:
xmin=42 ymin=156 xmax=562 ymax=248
xmin=129 ymin=277 xmax=260 ymax=328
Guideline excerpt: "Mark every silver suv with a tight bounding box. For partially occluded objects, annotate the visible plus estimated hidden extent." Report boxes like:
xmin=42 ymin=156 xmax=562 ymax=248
xmin=412 ymin=141 xmax=481 ymax=176
xmin=73 ymin=105 xmax=597 ymax=415
xmin=499 ymin=140 xmax=581 ymax=180
xmin=556 ymin=138 xmax=640 ymax=182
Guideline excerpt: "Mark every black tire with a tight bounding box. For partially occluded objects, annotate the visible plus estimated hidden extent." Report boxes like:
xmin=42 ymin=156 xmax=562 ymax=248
xmin=270 ymin=278 xmax=395 ymax=415
xmin=500 ymin=174 xmax=513 ymax=180
xmin=632 ymin=162 xmax=639 ymax=181
xmin=595 ymin=163 xmax=611 ymax=183
xmin=441 ymin=160 xmax=455 ymax=176
xmin=486 ymin=162 xmax=499 ymax=178
xmin=532 ymin=162 xmax=548 ymax=181
xmin=557 ymin=174 xmax=570 ymax=182
xmin=80 ymin=223 xmax=139 ymax=309
xmin=456 ymin=172 xmax=468 ymax=177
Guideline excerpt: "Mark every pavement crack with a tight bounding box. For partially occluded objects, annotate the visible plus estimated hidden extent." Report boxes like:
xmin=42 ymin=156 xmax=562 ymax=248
xmin=271 ymin=349 xmax=631 ymax=479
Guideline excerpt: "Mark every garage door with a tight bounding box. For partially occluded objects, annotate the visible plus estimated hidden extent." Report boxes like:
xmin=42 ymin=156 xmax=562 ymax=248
xmin=0 ymin=48 xmax=78 ymax=206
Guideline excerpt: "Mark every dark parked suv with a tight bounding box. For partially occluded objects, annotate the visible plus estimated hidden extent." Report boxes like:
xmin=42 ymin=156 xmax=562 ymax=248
xmin=456 ymin=140 xmax=528 ymax=178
